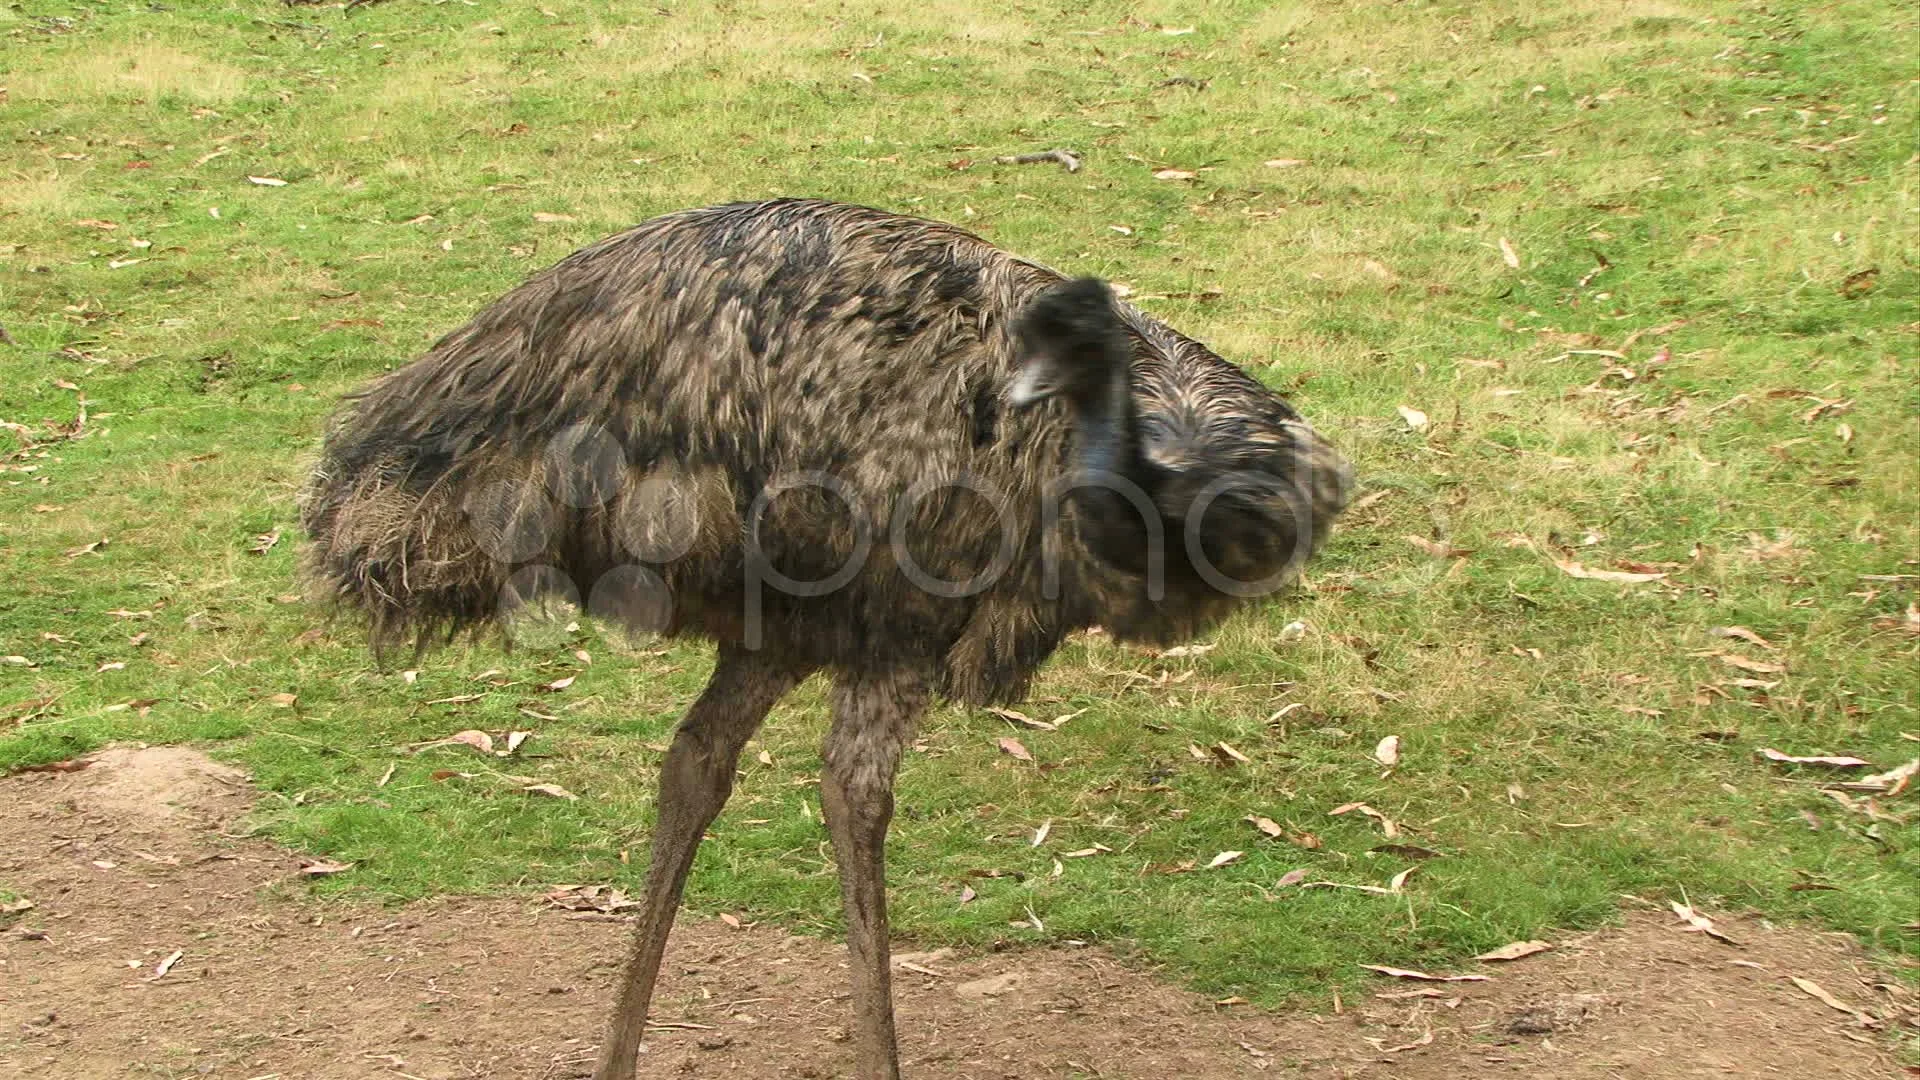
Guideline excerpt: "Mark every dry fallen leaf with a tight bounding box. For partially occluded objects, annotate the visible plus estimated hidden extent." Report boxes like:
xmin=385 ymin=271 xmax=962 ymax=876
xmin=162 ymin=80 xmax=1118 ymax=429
xmin=1031 ymin=820 xmax=1052 ymax=847
xmin=1263 ymin=158 xmax=1308 ymax=168
xmin=1404 ymin=535 xmax=1470 ymax=559
xmin=545 ymin=885 xmax=639 ymax=913
xmin=1303 ymin=876 xmax=1403 ymax=893
xmin=150 ymin=948 xmax=184 ymax=980
xmin=532 ymin=211 xmax=576 ymax=223
xmin=996 ymin=737 xmax=1034 ymax=762
xmin=1718 ymin=654 xmax=1785 ymax=674
xmin=265 ymin=692 xmax=298 ymax=708
xmin=523 ymin=782 xmax=579 ymax=800
xmin=543 ymin=675 xmax=577 ymax=691
xmin=299 ymin=859 xmax=354 ymax=877
xmin=1710 ymin=625 xmax=1776 ymax=650
xmin=1379 ymin=1029 xmax=1436 ymax=1053
xmin=1789 ymin=976 xmax=1876 ymax=1025
xmin=1498 ymin=236 xmax=1521 ymax=269
xmin=1152 ymin=168 xmax=1197 ymax=181
xmin=248 ymin=529 xmax=281 ymax=555
xmin=1374 ymin=735 xmax=1401 ymax=768
xmin=1474 ymin=940 xmax=1554 ymax=962
xmin=1158 ymin=643 xmax=1217 ymax=659
xmin=1275 ymin=868 xmax=1310 ymax=888
xmin=446 ymin=730 xmax=495 ymax=755
xmin=1349 ymin=490 xmax=1391 ymax=514
xmin=1245 ymin=815 xmax=1285 ymax=839
xmin=1213 ymin=741 xmax=1252 ymax=765
xmin=1207 ymin=850 xmax=1246 ymax=869
xmin=1834 ymin=758 xmax=1917 ymax=796
xmin=1757 ymin=748 xmax=1873 ymax=769
xmin=1375 ymin=987 xmax=1453 ymax=1001
xmin=1371 ymin=843 xmax=1443 ymax=860
xmin=1669 ymin=899 xmax=1741 ymax=945
xmin=1330 ymin=802 xmax=1401 ymax=838
xmin=1554 ymin=559 xmax=1665 ymax=584
xmin=1396 ymin=405 xmax=1429 ymax=431
xmin=64 ymin=538 xmax=109 ymax=559
xmin=987 ymin=706 xmax=1053 ymax=731
xmin=1361 ymin=965 xmax=1490 ymax=983
xmin=246 ymin=175 xmax=289 ymax=187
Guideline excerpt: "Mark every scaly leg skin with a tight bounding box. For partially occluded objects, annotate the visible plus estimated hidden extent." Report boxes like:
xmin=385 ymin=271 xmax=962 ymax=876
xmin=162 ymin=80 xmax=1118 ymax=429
xmin=819 ymin=668 xmax=929 ymax=1080
xmin=592 ymin=645 xmax=811 ymax=1080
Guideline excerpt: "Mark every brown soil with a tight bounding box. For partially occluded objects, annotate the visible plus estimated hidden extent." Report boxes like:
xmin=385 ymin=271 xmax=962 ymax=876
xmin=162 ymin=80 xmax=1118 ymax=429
xmin=0 ymin=746 xmax=1911 ymax=1079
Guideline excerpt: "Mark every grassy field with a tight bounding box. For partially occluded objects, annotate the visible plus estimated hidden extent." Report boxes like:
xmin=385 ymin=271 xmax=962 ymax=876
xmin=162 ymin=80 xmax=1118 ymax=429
xmin=2 ymin=0 xmax=1915 ymax=1040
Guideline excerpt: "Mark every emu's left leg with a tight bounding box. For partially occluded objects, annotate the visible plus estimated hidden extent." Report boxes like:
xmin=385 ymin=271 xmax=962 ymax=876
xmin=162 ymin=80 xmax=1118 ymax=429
xmin=593 ymin=644 xmax=811 ymax=1080
xmin=819 ymin=669 xmax=929 ymax=1080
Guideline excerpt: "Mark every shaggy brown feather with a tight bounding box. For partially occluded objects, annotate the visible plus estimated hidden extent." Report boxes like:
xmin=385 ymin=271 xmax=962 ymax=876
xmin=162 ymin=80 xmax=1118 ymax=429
xmin=300 ymin=198 xmax=1349 ymax=702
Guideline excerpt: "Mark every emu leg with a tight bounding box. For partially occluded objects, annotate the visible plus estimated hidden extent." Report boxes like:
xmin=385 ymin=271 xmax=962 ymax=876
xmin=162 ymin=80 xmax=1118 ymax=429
xmin=593 ymin=645 xmax=810 ymax=1080
xmin=819 ymin=670 xmax=929 ymax=1080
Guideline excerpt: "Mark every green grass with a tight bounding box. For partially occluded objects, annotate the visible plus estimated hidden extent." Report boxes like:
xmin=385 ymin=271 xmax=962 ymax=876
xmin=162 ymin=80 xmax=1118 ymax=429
xmin=2 ymin=0 xmax=1916 ymax=1040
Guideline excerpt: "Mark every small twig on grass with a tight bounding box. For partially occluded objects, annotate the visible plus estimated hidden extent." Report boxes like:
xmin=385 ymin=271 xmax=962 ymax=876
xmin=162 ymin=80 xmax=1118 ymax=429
xmin=995 ymin=149 xmax=1081 ymax=173
xmin=263 ymin=17 xmax=333 ymax=38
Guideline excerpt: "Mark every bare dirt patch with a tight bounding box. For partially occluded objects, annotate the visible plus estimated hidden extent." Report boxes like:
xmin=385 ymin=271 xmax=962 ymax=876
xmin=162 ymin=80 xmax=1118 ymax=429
xmin=51 ymin=745 xmax=251 ymax=828
xmin=0 ymin=747 xmax=1910 ymax=1078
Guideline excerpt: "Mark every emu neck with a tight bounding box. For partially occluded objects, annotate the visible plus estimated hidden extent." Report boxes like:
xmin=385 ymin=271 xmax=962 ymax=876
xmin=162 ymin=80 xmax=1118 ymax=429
xmin=1070 ymin=361 xmax=1138 ymax=483
xmin=1066 ymin=359 xmax=1161 ymax=576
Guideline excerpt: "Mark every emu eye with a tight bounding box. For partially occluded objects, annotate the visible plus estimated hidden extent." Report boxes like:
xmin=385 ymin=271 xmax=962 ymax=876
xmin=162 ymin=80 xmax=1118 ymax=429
xmin=1006 ymin=358 xmax=1062 ymax=408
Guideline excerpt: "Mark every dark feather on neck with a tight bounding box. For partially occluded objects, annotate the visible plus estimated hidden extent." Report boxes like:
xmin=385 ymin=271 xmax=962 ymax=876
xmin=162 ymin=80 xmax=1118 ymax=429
xmin=1013 ymin=278 xmax=1168 ymax=575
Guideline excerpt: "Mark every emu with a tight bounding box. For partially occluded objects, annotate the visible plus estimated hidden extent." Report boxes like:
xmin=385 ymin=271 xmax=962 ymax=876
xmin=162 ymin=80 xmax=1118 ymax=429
xmin=301 ymin=198 xmax=1351 ymax=1079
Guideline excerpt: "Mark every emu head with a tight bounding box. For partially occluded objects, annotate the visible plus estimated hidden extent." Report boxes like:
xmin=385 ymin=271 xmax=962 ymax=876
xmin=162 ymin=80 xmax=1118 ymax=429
xmin=1006 ymin=277 xmax=1132 ymax=413
xmin=1010 ymin=277 xmax=1352 ymax=636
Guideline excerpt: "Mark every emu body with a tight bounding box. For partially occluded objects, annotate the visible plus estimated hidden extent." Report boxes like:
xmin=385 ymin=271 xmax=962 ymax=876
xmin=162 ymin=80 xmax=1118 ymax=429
xmin=302 ymin=199 xmax=1350 ymax=1079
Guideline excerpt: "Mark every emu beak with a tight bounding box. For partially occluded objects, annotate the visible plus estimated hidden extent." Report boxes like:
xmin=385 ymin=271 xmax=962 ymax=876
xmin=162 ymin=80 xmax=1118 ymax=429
xmin=1006 ymin=360 xmax=1059 ymax=409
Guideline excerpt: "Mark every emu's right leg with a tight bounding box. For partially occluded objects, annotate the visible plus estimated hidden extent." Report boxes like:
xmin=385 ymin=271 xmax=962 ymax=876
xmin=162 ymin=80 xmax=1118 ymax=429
xmin=593 ymin=644 xmax=810 ymax=1080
